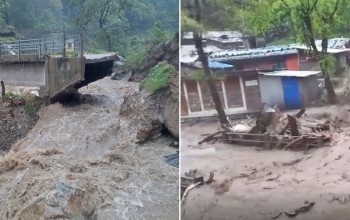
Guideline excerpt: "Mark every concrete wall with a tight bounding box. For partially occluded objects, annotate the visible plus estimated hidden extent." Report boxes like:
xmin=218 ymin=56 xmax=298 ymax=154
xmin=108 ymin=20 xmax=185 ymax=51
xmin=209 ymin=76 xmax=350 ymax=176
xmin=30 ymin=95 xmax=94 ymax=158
xmin=258 ymin=75 xmax=285 ymax=109
xmin=0 ymin=62 xmax=45 ymax=87
xmin=47 ymin=57 xmax=85 ymax=98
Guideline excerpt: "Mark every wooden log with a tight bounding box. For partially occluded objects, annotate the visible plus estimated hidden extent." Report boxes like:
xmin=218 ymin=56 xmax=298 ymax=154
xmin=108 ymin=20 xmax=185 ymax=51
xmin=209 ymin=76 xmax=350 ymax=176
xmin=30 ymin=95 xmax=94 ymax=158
xmin=288 ymin=115 xmax=300 ymax=136
xmin=295 ymin=108 xmax=306 ymax=118
xmin=198 ymin=130 xmax=222 ymax=144
xmin=279 ymin=109 xmax=305 ymax=135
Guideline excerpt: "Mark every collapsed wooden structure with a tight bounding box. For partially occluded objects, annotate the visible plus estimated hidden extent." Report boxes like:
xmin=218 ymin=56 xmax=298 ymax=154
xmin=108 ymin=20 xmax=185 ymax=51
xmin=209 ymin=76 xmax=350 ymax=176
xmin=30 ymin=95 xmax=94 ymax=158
xmin=199 ymin=105 xmax=332 ymax=150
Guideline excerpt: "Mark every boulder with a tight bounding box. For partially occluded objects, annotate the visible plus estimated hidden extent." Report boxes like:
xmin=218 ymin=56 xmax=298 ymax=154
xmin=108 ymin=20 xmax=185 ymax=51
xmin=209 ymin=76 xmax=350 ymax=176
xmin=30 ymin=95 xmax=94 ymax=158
xmin=118 ymin=33 xmax=179 ymax=144
xmin=18 ymin=178 xmax=97 ymax=220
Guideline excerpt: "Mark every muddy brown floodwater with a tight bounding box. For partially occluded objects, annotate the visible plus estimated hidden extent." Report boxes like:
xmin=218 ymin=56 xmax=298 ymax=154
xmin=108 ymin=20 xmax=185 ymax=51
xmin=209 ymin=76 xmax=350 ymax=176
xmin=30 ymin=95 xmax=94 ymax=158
xmin=181 ymin=106 xmax=350 ymax=220
xmin=0 ymin=77 xmax=179 ymax=219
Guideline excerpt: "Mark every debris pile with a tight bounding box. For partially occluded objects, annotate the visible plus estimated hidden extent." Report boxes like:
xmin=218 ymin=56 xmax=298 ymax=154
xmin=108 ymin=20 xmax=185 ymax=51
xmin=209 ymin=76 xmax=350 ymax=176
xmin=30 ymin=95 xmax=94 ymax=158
xmin=0 ymin=95 xmax=45 ymax=151
xmin=199 ymin=104 xmax=333 ymax=150
xmin=181 ymin=169 xmax=214 ymax=204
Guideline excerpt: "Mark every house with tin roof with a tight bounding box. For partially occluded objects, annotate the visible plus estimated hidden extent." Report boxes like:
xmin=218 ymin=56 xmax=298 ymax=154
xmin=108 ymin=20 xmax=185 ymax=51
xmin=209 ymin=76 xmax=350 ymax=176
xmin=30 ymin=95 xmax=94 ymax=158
xmin=181 ymin=31 xmax=265 ymax=50
xmin=295 ymin=38 xmax=350 ymax=73
xmin=208 ymin=45 xmax=300 ymax=71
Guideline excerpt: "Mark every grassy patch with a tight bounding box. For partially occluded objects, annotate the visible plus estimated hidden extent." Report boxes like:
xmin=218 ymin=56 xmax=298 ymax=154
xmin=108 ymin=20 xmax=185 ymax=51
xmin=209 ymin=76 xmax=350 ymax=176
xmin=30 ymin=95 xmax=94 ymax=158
xmin=2 ymin=92 xmax=37 ymax=115
xmin=140 ymin=61 xmax=177 ymax=93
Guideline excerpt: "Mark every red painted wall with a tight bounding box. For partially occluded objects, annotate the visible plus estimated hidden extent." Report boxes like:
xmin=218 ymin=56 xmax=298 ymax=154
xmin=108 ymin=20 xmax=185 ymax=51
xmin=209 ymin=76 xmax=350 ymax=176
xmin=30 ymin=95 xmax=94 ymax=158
xmin=243 ymin=60 xmax=275 ymax=70
xmin=286 ymin=55 xmax=299 ymax=70
xmin=239 ymin=54 xmax=299 ymax=71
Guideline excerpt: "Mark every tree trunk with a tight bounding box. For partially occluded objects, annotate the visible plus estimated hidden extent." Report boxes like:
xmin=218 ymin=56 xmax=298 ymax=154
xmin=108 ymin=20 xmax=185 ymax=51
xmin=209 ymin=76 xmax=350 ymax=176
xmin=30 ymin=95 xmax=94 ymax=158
xmin=189 ymin=0 xmax=229 ymax=125
xmin=323 ymin=71 xmax=338 ymax=104
xmin=193 ymin=32 xmax=229 ymax=125
xmin=320 ymin=36 xmax=338 ymax=104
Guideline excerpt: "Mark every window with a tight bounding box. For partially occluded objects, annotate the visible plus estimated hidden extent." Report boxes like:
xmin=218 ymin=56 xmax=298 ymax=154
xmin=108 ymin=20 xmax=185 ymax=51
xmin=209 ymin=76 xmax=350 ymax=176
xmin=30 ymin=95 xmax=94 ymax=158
xmin=273 ymin=62 xmax=286 ymax=71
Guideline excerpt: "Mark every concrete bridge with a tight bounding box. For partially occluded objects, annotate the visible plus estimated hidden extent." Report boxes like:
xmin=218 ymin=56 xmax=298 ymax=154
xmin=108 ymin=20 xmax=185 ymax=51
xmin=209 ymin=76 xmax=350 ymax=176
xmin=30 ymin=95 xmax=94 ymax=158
xmin=0 ymin=35 xmax=117 ymax=102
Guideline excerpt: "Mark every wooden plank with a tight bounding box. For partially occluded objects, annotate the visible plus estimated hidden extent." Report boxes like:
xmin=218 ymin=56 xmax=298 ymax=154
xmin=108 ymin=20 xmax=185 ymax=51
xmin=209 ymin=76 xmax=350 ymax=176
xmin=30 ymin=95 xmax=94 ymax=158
xmin=225 ymin=138 xmax=321 ymax=148
xmin=279 ymin=109 xmax=305 ymax=135
xmin=225 ymin=131 xmax=330 ymax=140
xmin=264 ymin=133 xmax=271 ymax=148
xmin=284 ymin=136 xmax=305 ymax=150
xmin=198 ymin=131 xmax=222 ymax=144
xmin=316 ymin=135 xmax=324 ymax=148
xmin=287 ymin=115 xmax=300 ymax=136
xmin=295 ymin=108 xmax=306 ymax=118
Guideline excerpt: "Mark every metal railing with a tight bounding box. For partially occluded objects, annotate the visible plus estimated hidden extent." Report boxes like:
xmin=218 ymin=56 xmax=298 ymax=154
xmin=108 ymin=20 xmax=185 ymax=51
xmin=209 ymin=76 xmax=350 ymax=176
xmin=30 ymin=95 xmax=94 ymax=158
xmin=0 ymin=33 xmax=84 ymax=60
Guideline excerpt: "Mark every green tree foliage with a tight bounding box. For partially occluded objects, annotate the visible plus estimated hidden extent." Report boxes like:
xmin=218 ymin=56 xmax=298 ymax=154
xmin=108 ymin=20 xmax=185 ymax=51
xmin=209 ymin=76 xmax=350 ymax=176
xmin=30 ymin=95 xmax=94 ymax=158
xmin=0 ymin=0 xmax=178 ymax=57
xmin=242 ymin=0 xmax=346 ymax=103
xmin=182 ymin=0 xmax=231 ymax=125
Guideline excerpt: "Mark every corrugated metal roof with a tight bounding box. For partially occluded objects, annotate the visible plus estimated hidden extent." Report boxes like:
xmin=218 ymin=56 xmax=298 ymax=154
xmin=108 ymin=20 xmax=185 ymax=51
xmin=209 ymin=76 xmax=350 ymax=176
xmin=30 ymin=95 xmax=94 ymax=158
xmin=315 ymin=38 xmax=350 ymax=49
xmin=259 ymin=70 xmax=321 ymax=77
xmin=294 ymin=44 xmax=350 ymax=54
xmin=209 ymin=45 xmax=297 ymax=61
xmin=181 ymin=45 xmax=222 ymax=63
xmin=294 ymin=38 xmax=350 ymax=53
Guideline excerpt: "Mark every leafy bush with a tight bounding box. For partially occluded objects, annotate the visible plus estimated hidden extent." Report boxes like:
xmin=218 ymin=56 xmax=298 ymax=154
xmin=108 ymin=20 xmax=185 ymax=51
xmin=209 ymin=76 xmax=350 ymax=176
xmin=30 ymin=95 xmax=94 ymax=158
xmin=124 ymin=46 xmax=148 ymax=70
xmin=140 ymin=61 xmax=177 ymax=93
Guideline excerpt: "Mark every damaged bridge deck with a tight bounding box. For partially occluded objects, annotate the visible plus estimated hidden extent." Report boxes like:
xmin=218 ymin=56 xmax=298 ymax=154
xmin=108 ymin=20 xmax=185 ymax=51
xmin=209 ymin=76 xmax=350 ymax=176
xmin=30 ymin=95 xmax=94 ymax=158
xmin=0 ymin=53 xmax=117 ymax=102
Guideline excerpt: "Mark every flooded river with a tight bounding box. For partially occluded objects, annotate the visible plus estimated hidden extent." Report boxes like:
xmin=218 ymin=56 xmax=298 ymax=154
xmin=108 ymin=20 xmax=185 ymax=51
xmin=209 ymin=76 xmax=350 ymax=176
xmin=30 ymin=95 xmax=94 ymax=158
xmin=0 ymin=77 xmax=179 ymax=219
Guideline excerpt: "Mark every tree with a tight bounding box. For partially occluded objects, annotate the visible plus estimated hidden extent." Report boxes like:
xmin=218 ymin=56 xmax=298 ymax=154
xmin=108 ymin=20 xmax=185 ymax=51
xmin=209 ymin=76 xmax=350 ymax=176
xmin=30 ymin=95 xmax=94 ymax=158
xmin=182 ymin=0 xmax=230 ymax=125
xmin=0 ymin=0 xmax=178 ymax=57
xmin=243 ymin=0 xmax=346 ymax=104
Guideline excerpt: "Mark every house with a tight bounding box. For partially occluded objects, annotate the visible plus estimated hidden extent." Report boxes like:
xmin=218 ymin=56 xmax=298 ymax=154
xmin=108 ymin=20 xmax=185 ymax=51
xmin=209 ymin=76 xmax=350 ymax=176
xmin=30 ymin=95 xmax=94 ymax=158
xmin=181 ymin=61 xmax=263 ymax=117
xmin=258 ymin=70 xmax=321 ymax=110
xmin=242 ymin=36 xmax=266 ymax=49
xmin=295 ymin=38 xmax=350 ymax=73
xmin=204 ymin=31 xmax=244 ymax=49
xmin=208 ymin=45 xmax=299 ymax=71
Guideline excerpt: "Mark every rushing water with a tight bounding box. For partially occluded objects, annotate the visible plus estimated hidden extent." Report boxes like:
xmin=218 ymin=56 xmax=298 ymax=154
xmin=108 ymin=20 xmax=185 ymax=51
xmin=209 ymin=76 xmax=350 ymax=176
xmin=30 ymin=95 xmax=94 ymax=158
xmin=0 ymin=77 xmax=179 ymax=219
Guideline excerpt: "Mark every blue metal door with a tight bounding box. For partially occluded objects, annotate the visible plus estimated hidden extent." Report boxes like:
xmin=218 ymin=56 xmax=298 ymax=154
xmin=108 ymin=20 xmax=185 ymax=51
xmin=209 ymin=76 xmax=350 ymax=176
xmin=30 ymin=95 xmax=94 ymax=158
xmin=282 ymin=77 xmax=302 ymax=109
